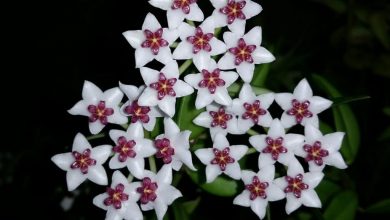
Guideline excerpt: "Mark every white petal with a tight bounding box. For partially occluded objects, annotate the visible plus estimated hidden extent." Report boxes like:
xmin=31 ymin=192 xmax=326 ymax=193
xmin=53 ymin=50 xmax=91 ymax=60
xmin=186 ymin=4 xmax=204 ymax=21
xmin=206 ymin=165 xmax=222 ymax=182
xmin=304 ymin=124 xmax=323 ymax=143
xmin=250 ymin=198 xmax=267 ymax=219
xmin=278 ymin=153 xmax=298 ymax=167
xmin=172 ymin=157 xmax=183 ymax=171
xmin=161 ymin=61 xmax=179 ymax=79
xmin=227 ymin=19 xmax=245 ymax=36
xmin=122 ymin=30 xmax=144 ymax=49
xmin=72 ymin=133 xmax=91 ymax=152
xmin=273 ymin=177 xmax=287 ymax=190
xmin=174 ymin=80 xmax=194 ymax=97
xmin=164 ymin=117 xmax=180 ymax=137
xmin=304 ymin=172 xmax=324 ymax=188
xmin=155 ymin=47 xmax=174 ymax=65
xmin=66 ymin=170 xmax=87 ymax=191
xmin=294 ymin=145 xmax=307 ymax=158
xmin=142 ymin=13 xmax=162 ymax=31
xmin=158 ymin=96 xmax=176 ymax=117
xmin=143 ymin=117 xmax=157 ymax=131
xmin=230 ymin=145 xmax=248 ymax=160
xmin=210 ymin=0 xmax=227 ymax=8
xmin=163 ymin=26 xmax=180 ymax=44
xmin=243 ymin=0 xmax=263 ymax=18
xmin=140 ymin=66 xmax=159 ymax=85
xmin=154 ymin=198 xmax=169 ymax=220
xmin=124 ymin=202 xmax=143 ymax=220
xmin=119 ymin=83 xmax=140 ymax=101
xmin=109 ymin=156 xmax=126 ymax=169
xmin=286 ymin=159 xmax=304 ymax=176
xmin=111 ymin=170 xmax=129 ymax=186
xmin=236 ymin=62 xmax=255 ymax=82
xmin=224 ymin=163 xmax=241 ymax=180
xmin=167 ymin=9 xmax=186 ymax=29
xmin=309 ymin=96 xmax=332 ymax=114
xmin=253 ymin=47 xmax=275 ymax=64
xmin=177 ymin=22 xmax=195 ymax=39
xmin=82 ymin=80 xmax=103 ymax=102
xmin=91 ymin=145 xmax=111 ymax=164
xmin=93 ymin=193 xmax=108 ymax=210
xmin=193 ymin=53 xmax=211 ymax=72
xmin=293 ymin=78 xmax=313 ymax=101
xmin=241 ymin=170 xmax=257 ymax=184
xmin=210 ymin=127 xmax=228 ymax=140
xmin=321 ymin=132 xmax=345 ymax=152
xmin=195 ymin=148 xmax=214 ymax=165
xmin=109 ymin=129 xmax=127 ymax=144
xmin=249 ymin=135 xmax=266 ymax=152
xmin=218 ymin=53 xmax=236 ymax=70
xmin=213 ymin=133 xmax=230 ymax=149
xmin=209 ymin=38 xmax=227 ymax=56
xmin=193 ymin=112 xmax=212 ymax=128
xmin=68 ymin=100 xmax=89 ymax=116
xmin=172 ymin=42 xmax=193 ymax=60
xmin=108 ymin=110 xmax=128 ymax=125
xmin=239 ymin=83 xmax=256 ymax=101
xmin=214 ymin=89 xmax=232 ymax=106
xmin=135 ymin=48 xmax=155 ymax=68
xmin=258 ymin=113 xmax=273 ymax=127
xmin=127 ymin=158 xmax=146 ymax=179
xmin=237 ymin=118 xmax=254 ymax=133
xmin=280 ymin=112 xmax=297 ymax=129
xmin=149 ymin=0 xmax=171 ymax=10
xmin=268 ymin=119 xmax=286 ymax=138
xmin=138 ymin=139 xmax=156 ymax=157
xmin=258 ymin=165 xmax=275 ymax=182
xmin=52 ymin=153 xmax=73 ymax=171
xmin=284 ymin=134 xmax=305 ymax=149
xmin=223 ymin=31 xmax=240 ymax=47
xmin=324 ymin=152 xmax=348 ymax=169
xmin=285 ymin=194 xmax=302 ymax=214
xmin=244 ymin=26 xmax=262 ymax=46
xmin=302 ymin=115 xmax=319 ymax=128
xmin=301 ymin=190 xmax=322 ymax=208
xmin=221 ymin=71 xmax=238 ymax=85
xmin=157 ymin=185 xmax=182 ymax=205
xmin=184 ymin=73 xmax=202 ymax=88
xmin=138 ymin=88 xmax=159 ymax=107
xmin=157 ymin=164 xmax=173 ymax=184
xmin=258 ymin=153 xmax=275 ymax=168
xmin=128 ymin=122 xmax=144 ymax=139
xmin=89 ymin=121 xmax=106 ymax=135
xmin=266 ymin=184 xmax=285 ymax=201
xmin=88 ymin=165 xmax=108 ymax=185
xmin=275 ymin=93 xmax=294 ymax=110
xmin=195 ymin=89 xmax=214 ymax=109
xmin=258 ymin=93 xmax=275 ymax=108
xmin=233 ymin=191 xmax=251 ymax=207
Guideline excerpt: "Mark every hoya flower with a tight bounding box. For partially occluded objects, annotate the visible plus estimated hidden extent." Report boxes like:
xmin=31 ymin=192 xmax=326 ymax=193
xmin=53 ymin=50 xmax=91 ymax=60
xmin=233 ymin=166 xmax=285 ymax=219
xmin=108 ymin=122 xmax=156 ymax=178
xmin=119 ymin=83 xmax=163 ymax=131
xmin=231 ymin=83 xmax=274 ymax=133
xmin=218 ymin=26 xmax=275 ymax=82
xmin=122 ymin=13 xmax=179 ymax=68
xmin=184 ymin=58 xmax=238 ymax=109
xmin=274 ymin=160 xmax=324 ymax=214
xmin=153 ymin=117 xmax=196 ymax=171
xmin=149 ymin=0 xmax=204 ymax=29
xmin=294 ymin=124 xmax=347 ymax=172
xmin=68 ymin=81 xmax=127 ymax=135
xmin=51 ymin=133 xmax=111 ymax=191
xmin=173 ymin=22 xmax=227 ymax=67
xmin=193 ymin=103 xmax=240 ymax=138
xmin=93 ymin=171 xmax=143 ymax=220
xmin=138 ymin=61 xmax=194 ymax=117
xmin=195 ymin=133 xmax=248 ymax=182
xmin=275 ymin=78 xmax=333 ymax=128
xmin=249 ymin=119 xmax=304 ymax=168
xmin=136 ymin=165 xmax=182 ymax=220
xmin=207 ymin=0 xmax=262 ymax=35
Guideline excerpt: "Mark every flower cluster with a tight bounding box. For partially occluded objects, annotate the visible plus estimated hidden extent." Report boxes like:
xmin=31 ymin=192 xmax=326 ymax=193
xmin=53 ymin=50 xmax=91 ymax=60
xmin=52 ymin=1 xmax=348 ymax=219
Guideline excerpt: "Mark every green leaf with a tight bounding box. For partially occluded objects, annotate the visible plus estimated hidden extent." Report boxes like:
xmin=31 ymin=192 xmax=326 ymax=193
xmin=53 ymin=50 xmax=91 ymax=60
xmin=378 ymin=126 xmax=390 ymax=141
xmin=319 ymin=121 xmax=334 ymax=134
xmin=384 ymin=107 xmax=390 ymax=117
xmin=323 ymin=190 xmax=358 ymax=220
xmin=175 ymin=94 xmax=206 ymax=139
xmin=182 ymin=197 xmax=201 ymax=214
xmin=369 ymin=13 xmax=390 ymax=49
xmin=227 ymin=83 xmax=271 ymax=97
xmin=316 ymin=0 xmax=347 ymax=14
xmin=332 ymin=95 xmax=371 ymax=106
xmin=252 ymin=63 xmax=270 ymax=87
xmin=365 ymin=198 xmax=390 ymax=213
xmin=172 ymin=202 xmax=190 ymax=220
xmin=315 ymin=179 xmax=341 ymax=203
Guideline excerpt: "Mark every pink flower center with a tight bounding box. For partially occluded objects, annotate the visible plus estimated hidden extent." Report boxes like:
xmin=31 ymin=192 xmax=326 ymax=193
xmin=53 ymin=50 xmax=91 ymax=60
xmin=104 ymin=183 xmax=129 ymax=209
xmin=155 ymin=138 xmax=175 ymax=164
xmin=220 ymin=0 xmax=247 ymax=24
xmin=245 ymin=176 xmax=269 ymax=200
xmin=171 ymin=0 xmax=197 ymax=14
xmin=284 ymin=174 xmax=309 ymax=198
xmin=137 ymin=177 xmax=158 ymax=204
xmin=124 ymin=100 xmax=151 ymax=123
xmin=211 ymin=147 xmax=235 ymax=171
xmin=113 ymin=136 xmax=137 ymax=162
xmin=88 ymin=101 xmax=114 ymax=125
xmin=70 ymin=149 xmax=96 ymax=174
xmin=141 ymin=28 xmax=169 ymax=55
xmin=198 ymin=69 xmax=226 ymax=94
xmin=187 ymin=27 xmax=214 ymax=54
xmin=242 ymin=100 xmax=266 ymax=124
xmin=150 ymin=73 xmax=177 ymax=100
xmin=209 ymin=107 xmax=233 ymax=129
xmin=262 ymin=137 xmax=287 ymax=160
xmin=303 ymin=141 xmax=329 ymax=166
xmin=228 ymin=38 xmax=256 ymax=65
xmin=287 ymin=99 xmax=313 ymax=124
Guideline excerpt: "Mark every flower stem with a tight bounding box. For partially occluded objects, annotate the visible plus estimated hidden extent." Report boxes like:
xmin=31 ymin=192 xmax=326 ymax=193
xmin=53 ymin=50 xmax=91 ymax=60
xmin=179 ymin=59 xmax=193 ymax=75
xmin=247 ymin=129 xmax=260 ymax=136
xmin=246 ymin=148 xmax=258 ymax=155
xmin=266 ymin=205 xmax=271 ymax=220
xmin=86 ymin=133 xmax=105 ymax=141
xmin=148 ymin=156 xmax=157 ymax=173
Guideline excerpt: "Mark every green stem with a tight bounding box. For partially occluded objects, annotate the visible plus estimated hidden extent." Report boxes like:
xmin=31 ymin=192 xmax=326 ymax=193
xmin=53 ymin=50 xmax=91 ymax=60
xmin=247 ymin=129 xmax=260 ymax=136
xmin=266 ymin=205 xmax=271 ymax=220
xmin=246 ymin=148 xmax=257 ymax=155
xmin=86 ymin=133 xmax=105 ymax=141
xmin=179 ymin=59 xmax=193 ymax=75
xmin=148 ymin=156 xmax=157 ymax=173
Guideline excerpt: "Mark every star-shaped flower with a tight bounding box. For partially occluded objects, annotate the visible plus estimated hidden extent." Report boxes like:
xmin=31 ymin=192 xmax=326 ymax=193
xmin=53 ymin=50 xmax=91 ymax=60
xmin=68 ymin=81 xmax=127 ymax=135
xmin=52 ymin=133 xmax=111 ymax=191
xmin=138 ymin=61 xmax=194 ymax=117
xmin=108 ymin=122 xmax=157 ymax=179
xmin=153 ymin=117 xmax=196 ymax=171
xmin=149 ymin=0 xmax=204 ymax=29
xmin=119 ymin=83 xmax=163 ymax=131
xmin=233 ymin=166 xmax=285 ymax=219
xmin=294 ymin=124 xmax=347 ymax=172
xmin=249 ymin=119 xmax=304 ymax=168
xmin=206 ymin=0 xmax=263 ymax=35
xmin=231 ymin=83 xmax=274 ymax=133
xmin=275 ymin=78 xmax=333 ymax=128
xmin=136 ymin=165 xmax=182 ymax=220
xmin=274 ymin=160 xmax=324 ymax=214
xmin=193 ymin=104 xmax=240 ymax=138
xmin=93 ymin=171 xmax=143 ymax=220
xmin=218 ymin=26 xmax=275 ymax=82
xmin=173 ymin=22 xmax=227 ymax=67
xmin=195 ymin=133 xmax=248 ymax=182
xmin=122 ymin=13 xmax=179 ymax=68
xmin=184 ymin=58 xmax=238 ymax=109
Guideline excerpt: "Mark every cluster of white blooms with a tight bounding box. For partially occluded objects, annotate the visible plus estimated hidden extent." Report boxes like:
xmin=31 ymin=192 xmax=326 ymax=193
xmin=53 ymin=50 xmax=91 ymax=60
xmin=52 ymin=0 xmax=348 ymax=219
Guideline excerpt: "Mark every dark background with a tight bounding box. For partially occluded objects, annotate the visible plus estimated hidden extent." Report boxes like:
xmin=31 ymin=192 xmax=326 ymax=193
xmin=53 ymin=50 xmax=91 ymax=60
xmin=3 ymin=0 xmax=390 ymax=219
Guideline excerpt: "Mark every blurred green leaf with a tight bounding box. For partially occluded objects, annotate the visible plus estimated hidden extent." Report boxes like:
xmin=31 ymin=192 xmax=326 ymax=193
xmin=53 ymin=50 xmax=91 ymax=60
xmin=332 ymin=95 xmax=371 ymax=106
xmin=182 ymin=197 xmax=201 ymax=214
xmin=172 ymin=202 xmax=190 ymax=220
xmin=384 ymin=107 xmax=390 ymax=117
xmin=323 ymin=190 xmax=358 ymax=220
xmin=150 ymin=117 xmax=163 ymax=139
xmin=175 ymin=94 xmax=206 ymax=139
xmin=252 ymin=63 xmax=270 ymax=87
xmin=378 ymin=127 xmax=390 ymax=141
xmin=365 ymin=198 xmax=390 ymax=213
xmin=314 ymin=0 xmax=347 ymax=13
xmin=369 ymin=13 xmax=390 ymax=49
xmin=316 ymin=179 xmax=342 ymax=203
xmin=320 ymin=121 xmax=334 ymax=134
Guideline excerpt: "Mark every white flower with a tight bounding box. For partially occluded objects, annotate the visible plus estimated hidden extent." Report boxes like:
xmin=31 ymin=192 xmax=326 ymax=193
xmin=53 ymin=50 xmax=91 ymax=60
xmin=233 ymin=166 xmax=285 ymax=219
xmin=108 ymin=122 xmax=157 ymax=179
xmin=122 ymin=13 xmax=179 ymax=68
xmin=68 ymin=81 xmax=127 ymax=134
xmin=207 ymin=0 xmax=263 ymax=35
xmin=249 ymin=119 xmax=304 ymax=168
xmin=231 ymin=83 xmax=274 ymax=133
xmin=193 ymin=103 xmax=240 ymax=138
xmin=93 ymin=171 xmax=143 ymax=220
xmin=274 ymin=160 xmax=324 ymax=214
xmin=119 ymin=83 xmax=163 ymax=131
xmin=136 ymin=165 xmax=182 ymax=220
xmin=218 ymin=26 xmax=275 ymax=82
xmin=275 ymin=78 xmax=333 ymax=128
xmin=294 ymin=124 xmax=347 ymax=172
xmin=173 ymin=22 xmax=227 ymax=67
xmin=195 ymin=133 xmax=248 ymax=182
xmin=138 ymin=61 xmax=194 ymax=117
xmin=154 ymin=117 xmax=196 ymax=171
xmin=184 ymin=58 xmax=238 ymax=109
xmin=149 ymin=0 xmax=204 ymax=29
xmin=51 ymin=133 xmax=111 ymax=191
